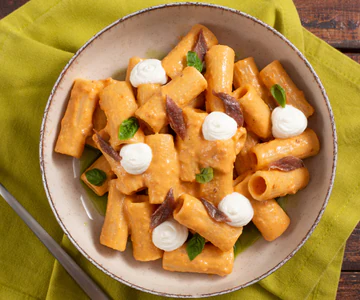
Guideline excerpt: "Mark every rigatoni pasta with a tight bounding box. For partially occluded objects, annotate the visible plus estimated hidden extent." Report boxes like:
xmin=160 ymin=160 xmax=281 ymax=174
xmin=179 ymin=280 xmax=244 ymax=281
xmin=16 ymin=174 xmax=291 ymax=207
xmin=125 ymin=56 xmax=143 ymax=84
xmin=233 ymin=57 xmax=276 ymax=109
xmin=145 ymin=134 xmax=180 ymax=204
xmin=55 ymin=23 xmax=320 ymax=277
xmin=235 ymin=131 xmax=259 ymax=177
xmin=163 ymin=244 xmax=234 ymax=276
xmin=248 ymin=168 xmax=310 ymax=201
xmin=205 ymin=45 xmax=235 ymax=112
xmin=92 ymin=132 xmax=146 ymax=195
xmin=100 ymin=81 xmax=145 ymax=150
xmin=162 ymin=24 xmax=218 ymax=79
xmin=135 ymin=66 xmax=207 ymax=133
xmin=199 ymin=169 xmax=234 ymax=206
xmin=55 ymin=79 xmax=104 ymax=158
xmin=174 ymin=194 xmax=243 ymax=252
xmin=80 ymin=155 xmax=115 ymax=196
xmin=233 ymin=84 xmax=272 ymax=139
xmin=136 ymin=83 xmax=161 ymax=106
xmin=100 ymin=180 xmax=130 ymax=251
xmin=124 ymin=196 xmax=163 ymax=261
xmin=85 ymin=105 xmax=108 ymax=149
xmin=250 ymin=128 xmax=320 ymax=169
xmin=260 ymin=60 xmax=314 ymax=117
xmin=234 ymin=175 xmax=290 ymax=241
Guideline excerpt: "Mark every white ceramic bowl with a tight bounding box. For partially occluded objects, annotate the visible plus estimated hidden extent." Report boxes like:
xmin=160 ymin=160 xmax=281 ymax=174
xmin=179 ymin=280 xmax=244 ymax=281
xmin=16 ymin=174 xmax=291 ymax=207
xmin=40 ymin=3 xmax=337 ymax=298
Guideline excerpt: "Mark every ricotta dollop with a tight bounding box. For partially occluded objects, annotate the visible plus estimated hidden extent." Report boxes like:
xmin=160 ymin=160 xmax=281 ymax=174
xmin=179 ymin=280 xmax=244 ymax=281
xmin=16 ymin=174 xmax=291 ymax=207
xmin=152 ymin=219 xmax=188 ymax=251
xmin=120 ymin=143 xmax=152 ymax=175
xmin=271 ymin=105 xmax=307 ymax=139
xmin=202 ymin=112 xmax=237 ymax=141
xmin=218 ymin=192 xmax=254 ymax=227
xmin=130 ymin=59 xmax=167 ymax=87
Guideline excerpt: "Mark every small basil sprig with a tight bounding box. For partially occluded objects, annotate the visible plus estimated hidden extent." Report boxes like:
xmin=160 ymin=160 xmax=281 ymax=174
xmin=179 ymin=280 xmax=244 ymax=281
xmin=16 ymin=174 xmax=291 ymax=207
xmin=270 ymin=84 xmax=286 ymax=108
xmin=186 ymin=51 xmax=203 ymax=73
xmin=118 ymin=117 xmax=139 ymax=140
xmin=85 ymin=168 xmax=107 ymax=186
xmin=186 ymin=233 xmax=205 ymax=261
xmin=195 ymin=167 xmax=213 ymax=184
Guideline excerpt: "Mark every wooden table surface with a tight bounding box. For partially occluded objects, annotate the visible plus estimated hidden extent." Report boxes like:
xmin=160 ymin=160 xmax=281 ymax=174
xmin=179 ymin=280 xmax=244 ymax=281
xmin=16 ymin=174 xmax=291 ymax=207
xmin=1 ymin=0 xmax=359 ymax=299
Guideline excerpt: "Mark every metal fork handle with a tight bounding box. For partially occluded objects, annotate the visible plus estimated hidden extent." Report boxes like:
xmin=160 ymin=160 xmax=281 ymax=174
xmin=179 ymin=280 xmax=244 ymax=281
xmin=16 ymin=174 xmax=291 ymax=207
xmin=0 ymin=183 xmax=109 ymax=300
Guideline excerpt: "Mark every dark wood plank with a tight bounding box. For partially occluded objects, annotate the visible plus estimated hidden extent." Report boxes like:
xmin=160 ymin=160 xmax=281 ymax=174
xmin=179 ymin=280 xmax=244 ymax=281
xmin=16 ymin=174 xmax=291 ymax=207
xmin=337 ymin=272 xmax=360 ymax=299
xmin=0 ymin=0 xmax=29 ymax=19
xmin=343 ymin=223 xmax=360 ymax=271
xmin=294 ymin=0 xmax=360 ymax=49
xmin=1 ymin=0 xmax=360 ymax=50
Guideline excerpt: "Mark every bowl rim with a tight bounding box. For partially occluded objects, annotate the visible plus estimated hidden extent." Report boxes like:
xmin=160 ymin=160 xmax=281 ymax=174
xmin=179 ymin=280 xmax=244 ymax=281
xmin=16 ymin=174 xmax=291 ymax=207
xmin=39 ymin=2 xmax=338 ymax=298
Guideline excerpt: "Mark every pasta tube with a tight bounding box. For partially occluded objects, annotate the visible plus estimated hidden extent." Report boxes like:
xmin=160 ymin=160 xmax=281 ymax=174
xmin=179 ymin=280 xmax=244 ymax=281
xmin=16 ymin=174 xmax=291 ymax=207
xmin=136 ymin=83 xmax=161 ymax=106
xmin=145 ymin=134 xmax=180 ymax=204
xmin=187 ymin=92 xmax=205 ymax=109
xmin=100 ymin=180 xmax=130 ymax=251
xmin=92 ymin=133 xmax=146 ymax=195
xmin=100 ymin=81 xmax=145 ymax=150
xmin=233 ymin=57 xmax=276 ymax=109
xmin=199 ymin=170 xmax=234 ymax=206
xmin=135 ymin=66 xmax=207 ymax=133
xmin=235 ymin=131 xmax=259 ymax=176
xmin=163 ymin=244 xmax=234 ymax=276
xmin=260 ymin=60 xmax=314 ymax=117
xmin=177 ymin=108 xmax=207 ymax=181
xmin=124 ymin=198 xmax=163 ymax=261
xmin=234 ymin=175 xmax=290 ymax=241
xmin=205 ymin=45 xmax=235 ymax=112
xmin=180 ymin=182 xmax=200 ymax=199
xmin=177 ymin=108 xmax=245 ymax=182
xmin=251 ymin=128 xmax=320 ymax=169
xmin=85 ymin=105 xmax=108 ymax=149
xmin=55 ymin=79 xmax=104 ymax=158
xmin=234 ymin=127 xmax=247 ymax=155
xmin=174 ymin=194 xmax=243 ymax=252
xmin=125 ymin=56 xmax=143 ymax=84
xmin=93 ymin=133 xmax=179 ymax=201
xmin=233 ymin=84 xmax=272 ymax=139
xmin=162 ymin=24 xmax=218 ymax=79
xmin=248 ymin=168 xmax=310 ymax=201
xmin=80 ymin=155 xmax=115 ymax=196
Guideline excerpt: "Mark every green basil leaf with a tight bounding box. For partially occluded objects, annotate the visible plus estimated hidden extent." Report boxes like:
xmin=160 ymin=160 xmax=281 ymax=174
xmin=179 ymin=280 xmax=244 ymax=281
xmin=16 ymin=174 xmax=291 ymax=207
xmin=85 ymin=168 xmax=107 ymax=186
xmin=195 ymin=167 xmax=214 ymax=184
xmin=118 ymin=117 xmax=139 ymax=140
xmin=186 ymin=233 xmax=205 ymax=261
xmin=186 ymin=51 xmax=203 ymax=73
xmin=270 ymin=84 xmax=286 ymax=108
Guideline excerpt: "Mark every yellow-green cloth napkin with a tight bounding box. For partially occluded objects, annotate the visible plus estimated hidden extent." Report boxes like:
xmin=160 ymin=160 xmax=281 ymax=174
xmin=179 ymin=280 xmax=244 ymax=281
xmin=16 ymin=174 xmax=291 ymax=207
xmin=0 ymin=0 xmax=359 ymax=299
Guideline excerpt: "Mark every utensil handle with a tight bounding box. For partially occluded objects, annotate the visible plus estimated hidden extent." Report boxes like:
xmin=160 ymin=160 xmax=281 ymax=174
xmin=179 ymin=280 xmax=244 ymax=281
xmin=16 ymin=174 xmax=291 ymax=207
xmin=0 ymin=183 xmax=109 ymax=300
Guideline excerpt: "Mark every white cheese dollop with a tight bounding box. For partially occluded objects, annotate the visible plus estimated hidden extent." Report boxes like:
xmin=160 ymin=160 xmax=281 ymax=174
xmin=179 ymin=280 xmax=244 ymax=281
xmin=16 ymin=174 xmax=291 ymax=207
xmin=120 ymin=143 xmax=152 ymax=175
xmin=218 ymin=192 xmax=254 ymax=227
xmin=202 ymin=112 xmax=237 ymax=141
xmin=129 ymin=59 xmax=167 ymax=87
xmin=271 ymin=105 xmax=307 ymax=139
xmin=152 ymin=219 xmax=188 ymax=252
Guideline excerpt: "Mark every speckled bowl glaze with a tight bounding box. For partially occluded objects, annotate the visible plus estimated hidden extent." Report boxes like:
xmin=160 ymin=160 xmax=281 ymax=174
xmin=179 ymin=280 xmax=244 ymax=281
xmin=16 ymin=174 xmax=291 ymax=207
xmin=40 ymin=3 xmax=337 ymax=298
